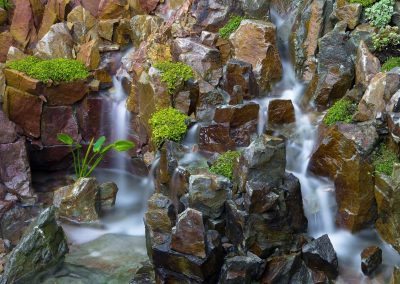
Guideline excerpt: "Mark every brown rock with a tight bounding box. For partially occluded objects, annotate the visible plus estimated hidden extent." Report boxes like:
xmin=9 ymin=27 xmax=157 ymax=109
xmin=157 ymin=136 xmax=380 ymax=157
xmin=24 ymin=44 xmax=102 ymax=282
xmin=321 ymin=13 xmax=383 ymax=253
xmin=98 ymin=19 xmax=117 ymax=41
xmin=10 ymin=0 xmax=37 ymax=48
xmin=79 ymin=0 xmax=100 ymax=17
xmin=139 ymin=0 xmax=159 ymax=13
xmin=77 ymin=40 xmax=100 ymax=70
xmin=41 ymin=106 xmax=80 ymax=146
xmin=98 ymin=0 xmax=128 ymax=20
xmin=268 ymin=99 xmax=295 ymax=125
xmin=130 ymin=15 xmax=164 ymax=48
xmin=113 ymin=19 xmax=131 ymax=46
xmin=4 ymin=68 xmax=41 ymax=95
xmin=6 ymin=46 xmax=27 ymax=62
xmin=28 ymin=145 xmax=72 ymax=171
xmin=38 ymin=0 xmax=71 ymax=39
xmin=0 ymin=110 xmax=17 ymax=144
xmin=43 ymin=80 xmax=88 ymax=106
xmin=96 ymin=182 xmax=118 ymax=210
xmin=198 ymin=124 xmax=235 ymax=153
xmin=361 ymin=246 xmax=382 ymax=275
xmin=76 ymin=96 xmax=108 ymax=141
xmin=171 ymin=208 xmax=206 ymax=258
xmin=332 ymin=4 xmax=362 ymax=30
xmin=67 ymin=5 xmax=97 ymax=43
xmin=0 ymin=32 xmax=12 ymax=63
xmin=355 ymin=41 xmax=380 ymax=90
xmin=4 ymin=87 xmax=42 ymax=138
xmin=0 ymin=8 xmax=7 ymax=26
xmin=231 ymin=20 xmax=282 ymax=91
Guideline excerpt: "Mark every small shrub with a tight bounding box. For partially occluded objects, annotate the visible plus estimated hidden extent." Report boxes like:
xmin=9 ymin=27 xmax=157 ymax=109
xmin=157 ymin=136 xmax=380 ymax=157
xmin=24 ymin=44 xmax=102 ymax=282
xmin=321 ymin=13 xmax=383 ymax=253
xmin=373 ymin=144 xmax=399 ymax=176
xmin=372 ymin=26 xmax=400 ymax=50
xmin=209 ymin=151 xmax=241 ymax=180
xmin=7 ymin=57 xmax=90 ymax=83
xmin=348 ymin=0 xmax=377 ymax=6
xmin=149 ymin=107 xmax=189 ymax=147
xmin=382 ymin=57 xmax=400 ymax=71
xmin=153 ymin=61 xmax=194 ymax=95
xmin=323 ymin=99 xmax=356 ymax=126
xmin=219 ymin=15 xmax=245 ymax=39
xmin=0 ymin=0 xmax=11 ymax=10
xmin=365 ymin=0 xmax=395 ymax=29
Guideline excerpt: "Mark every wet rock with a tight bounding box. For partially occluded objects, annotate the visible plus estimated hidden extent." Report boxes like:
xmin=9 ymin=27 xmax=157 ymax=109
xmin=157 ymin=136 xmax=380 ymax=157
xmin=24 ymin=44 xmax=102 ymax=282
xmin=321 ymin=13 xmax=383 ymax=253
xmin=38 ymin=0 xmax=71 ymax=40
xmin=173 ymin=38 xmax=223 ymax=86
xmin=76 ymin=96 xmax=107 ymax=141
xmin=77 ymin=40 xmax=100 ymax=70
xmin=171 ymin=208 xmax=206 ymax=258
xmin=225 ymin=200 xmax=247 ymax=248
xmin=268 ymin=99 xmax=296 ymax=125
xmin=195 ymin=81 xmax=225 ymax=122
xmin=230 ymin=20 xmax=282 ymax=91
xmin=309 ymin=126 xmax=376 ymax=231
xmin=219 ymin=252 xmax=264 ymax=283
xmin=198 ymin=124 xmax=236 ymax=153
xmin=235 ymin=134 xmax=286 ymax=191
xmin=96 ymin=182 xmax=118 ymax=210
xmin=4 ymin=86 xmax=43 ymax=138
xmin=41 ymin=106 xmax=80 ymax=146
xmin=28 ymin=145 xmax=73 ymax=171
xmin=361 ymin=246 xmax=382 ymax=276
xmin=331 ymin=4 xmax=362 ymax=30
xmin=222 ymin=59 xmax=258 ymax=100
xmin=10 ymin=0 xmax=37 ymax=48
xmin=188 ymin=173 xmax=231 ymax=219
xmin=0 ymin=139 xmax=33 ymax=200
xmin=0 ymin=32 xmax=12 ymax=63
xmin=349 ymin=23 xmax=376 ymax=53
xmin=0 ymin=207 xmax=68 ymax=284
xmin=42 ymin=80 xmax=89 ymax=106
xmin=34 ymin=23 xmax=74 ymax=59
xmin=53 ymin=178 xmax=100 ymax=224
xmin=131 ymin=260 xmax=155 ymax=284
xmin=244 ymin=181 xmax=279 ymax=214
xmin=130 ymin=15 xmax=164 ymax=48
xmin=0 ymin=110 xmax=17 ymax=144
xmin=354 ymin=72 xmax=400 ymax=122
xmin=302 ymin=234 xmax=338 ymax=279
xmin=355 ymin=41 xmax=381 ymax=91
xmin=67 ymin=5 xmax=97 ymax=43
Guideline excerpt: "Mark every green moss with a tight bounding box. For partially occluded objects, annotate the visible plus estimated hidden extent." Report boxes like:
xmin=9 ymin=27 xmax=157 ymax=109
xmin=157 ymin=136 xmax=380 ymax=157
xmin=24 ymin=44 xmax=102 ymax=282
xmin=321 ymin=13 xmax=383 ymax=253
xmin=153 ymin=61 xmax=194 ymax=95
xmin=372 ymin=26 xmax=400 ymax=51
xmin=323 ymin=99 xmax=356 ymax=126
xmin=382 ymin=57 xmax=400 ymax=71
xmin=209 ymin=151 xmax=241 ymax=180
xmin=6 ymin=57 xmax=90 ymax=83
xmin=373 ymin=144 xmax=399 ymax=176
xmin=0 ymin=0 xmax=11 ymax=10
xmin=219 ymin=15 xmax=245 ymax=39
xmin=348 ymin=0 xmax=377 ymax=6
xmin=149 ymin=107 xmax=189 ymax=147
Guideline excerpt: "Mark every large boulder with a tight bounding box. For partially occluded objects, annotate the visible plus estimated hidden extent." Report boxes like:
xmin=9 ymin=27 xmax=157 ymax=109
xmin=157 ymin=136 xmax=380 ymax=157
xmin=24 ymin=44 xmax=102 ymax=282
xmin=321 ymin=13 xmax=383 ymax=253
xmin=230 ymin=20 xmax=282 ymax=91
xmin=67 ymin=5 xmax=97 ymax=43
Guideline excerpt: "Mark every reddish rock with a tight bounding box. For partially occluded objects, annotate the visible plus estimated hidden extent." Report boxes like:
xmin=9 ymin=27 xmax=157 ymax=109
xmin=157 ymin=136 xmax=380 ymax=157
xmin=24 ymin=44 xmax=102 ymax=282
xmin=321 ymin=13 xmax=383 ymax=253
xmin=171 ymin=208 xmax=206 ymax=259
xmin=139 ymin=0 xmax=159 ymax=13
xmin=0 ymin=32 xmax=12 ymax=63
xmin=199 ymin=124 xmax=235 ymax=153
xmin=355 ymin=41 xmax=380 ymax=90
xmin=28 ymin=145 xmax=72 ymax=170
xmin=43 ymin=80 xmax=88 ymax=106
xmin=0 ymin=110 xmax=17 ymax=144
xmin=79 ymin=0 xmax=100 ymax=17
xmin=77 ymin=39 xmax=100 ymax=70
xmin=0 ymin=8 xmax=7 ymax=26
xmin=5 ymin=87 xmax=43 ymax=138
xmin=361 ymin=246 xmax=382 ymax=275
xmin=0 ymin=138 xmax=33 ymax=199
xmin=268 ymin=99 xmax=295 ymax=125
xmin=38 ymin=0 xmax=71 ymax=39
xmin=98 ymin=0 xmax=128 ymax=20
xmin=41 ymin=106 xmax=80 ymax=146
xmin=4 ymin=69 xmax=42 ymax=95
xmin=35 ymin=22 xmax=74 ymax=59
xmin=10 ymin=0 xmax=37 ymax=48
xmin=77 ymin=96 xmax=108 ymax=141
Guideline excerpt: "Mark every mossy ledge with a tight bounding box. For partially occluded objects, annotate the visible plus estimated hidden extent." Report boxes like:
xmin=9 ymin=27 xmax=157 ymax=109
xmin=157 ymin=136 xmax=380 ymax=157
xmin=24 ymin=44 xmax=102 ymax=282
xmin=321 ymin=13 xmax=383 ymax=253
xmin=323 ymin=99 xmax=356 ymax=126
xmin=153 ymin=61 xmax=194 ymax=95
xmin=6 ymin=56 xmax=90 ymax=83
xmin=373 ymin=144 xmax=399 ymax=176
xmin=209 ymin=151 xmax=241 ymax=180
xmin=218 ymin=15 xmax=245 ymax=39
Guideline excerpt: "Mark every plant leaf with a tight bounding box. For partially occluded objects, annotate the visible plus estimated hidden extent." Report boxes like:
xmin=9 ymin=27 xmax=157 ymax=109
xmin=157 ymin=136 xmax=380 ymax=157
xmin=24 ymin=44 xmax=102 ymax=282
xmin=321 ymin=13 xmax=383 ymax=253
xmin=57 ymin=133 xmax=74 ymax=145
xmin=113 ymin=140 xmax=135 ymax=152
xmin=100 ymin=144 xmax=114 ymax=154
xmin=93 ymin=136 xmax=106 ymax=153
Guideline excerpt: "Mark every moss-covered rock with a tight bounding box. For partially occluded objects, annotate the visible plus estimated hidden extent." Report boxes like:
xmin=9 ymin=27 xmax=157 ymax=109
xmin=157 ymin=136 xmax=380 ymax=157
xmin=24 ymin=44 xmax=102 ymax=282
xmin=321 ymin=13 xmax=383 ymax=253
xmin=382 ymin=57 xmax=400 ymax=72
xmin=209 ymin=151 xmax=240 ymax=180
xmin=373 ymin=144 xmax=399 ymax=176
xmin=323 ymin=99 xmax=356 ymax=126
xmin=218 ymin=15 xmax=244 ymax=39
xmin=153 ymin=61 xmax=194 ymax=95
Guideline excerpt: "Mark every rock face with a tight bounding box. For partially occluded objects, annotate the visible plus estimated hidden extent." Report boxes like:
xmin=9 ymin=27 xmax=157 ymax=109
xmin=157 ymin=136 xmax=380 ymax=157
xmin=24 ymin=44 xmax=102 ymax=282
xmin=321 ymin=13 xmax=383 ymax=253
xmin=0 ymin=207 xmax=68 ymax=284
xmin=268 ymin=99 xmax=296 ymax=125
xmin=361 ymin=246 xmax=382 ymax=276
xmin=10 ymin=0 xmax=37 ymax=48
xmin=130 ymin=15 xmax=164 ymax=47
xmin=301 ymin=234 xmax=338 ymax=279
xmin=230 ymin=20 xmax=282 ymax=91
xmin=34 ymin=23 xmax=74 ymax=59
xmin=332 ymin=4 xmax=362 ymax=30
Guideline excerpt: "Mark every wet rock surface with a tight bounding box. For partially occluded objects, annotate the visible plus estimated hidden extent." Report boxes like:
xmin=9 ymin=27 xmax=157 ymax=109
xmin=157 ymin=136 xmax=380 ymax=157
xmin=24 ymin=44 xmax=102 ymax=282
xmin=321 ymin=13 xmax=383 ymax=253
xmin=361 ymin=246 xmax=382 ymax=276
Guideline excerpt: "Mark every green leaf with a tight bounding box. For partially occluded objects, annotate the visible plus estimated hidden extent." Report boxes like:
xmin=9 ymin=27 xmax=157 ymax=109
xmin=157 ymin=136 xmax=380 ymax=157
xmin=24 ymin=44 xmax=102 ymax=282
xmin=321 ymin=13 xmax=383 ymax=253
xmin=113 ymin=140 xmax=135 ymax=152
xmin=93 ymin=136 xmax=106 ymax=153
xmin=100 ymin=144 xmax=114 ymax=154
xmin=57 ymin=133 xmax=74 ymax=145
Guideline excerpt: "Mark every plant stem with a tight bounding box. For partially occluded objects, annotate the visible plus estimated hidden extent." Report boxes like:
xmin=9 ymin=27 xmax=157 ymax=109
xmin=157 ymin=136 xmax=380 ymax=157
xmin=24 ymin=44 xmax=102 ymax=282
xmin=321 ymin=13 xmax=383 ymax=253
xmin=81 ymin=138 xmax=94 ymax=177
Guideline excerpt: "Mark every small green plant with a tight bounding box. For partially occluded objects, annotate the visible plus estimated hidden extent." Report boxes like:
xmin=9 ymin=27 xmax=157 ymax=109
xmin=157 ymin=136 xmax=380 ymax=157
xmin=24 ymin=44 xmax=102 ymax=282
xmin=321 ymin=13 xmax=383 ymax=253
xmin=372 ymin=26 xmax=400 ymax=50
xmin=348 ymin=0 xmax=377 ymax=6
xmin=219 ymin=15 xmax=245 ymax=39
xmin=57 ymin=134 xmax=135 ymax=178
xmin=373 ymin=144 xmax=399 ymax=176
xmin=323 ymin=99 xmax=356 ymax=126
xmin=7 ymin=57 xmax=90 ymax=83
xmin=365 ymin=0 xmax=395 ymax=29
xmin=153 ymin=61 xmax=194 ymax=95
xmin=209 ymin=151 xmax=241 ymax=180
xmin=149 ymin=107 xmax=189 ymax=148
xmin=382 ymin=57 xmax=400 ymax=71
xmin=0 ymin=0 xmax=11 ymax=10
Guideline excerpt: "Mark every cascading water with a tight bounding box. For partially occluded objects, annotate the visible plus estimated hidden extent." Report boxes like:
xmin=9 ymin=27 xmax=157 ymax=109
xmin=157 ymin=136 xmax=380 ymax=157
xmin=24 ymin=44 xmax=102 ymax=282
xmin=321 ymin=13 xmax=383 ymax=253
xmin=265 ymin=10 xmax=400 ymax=282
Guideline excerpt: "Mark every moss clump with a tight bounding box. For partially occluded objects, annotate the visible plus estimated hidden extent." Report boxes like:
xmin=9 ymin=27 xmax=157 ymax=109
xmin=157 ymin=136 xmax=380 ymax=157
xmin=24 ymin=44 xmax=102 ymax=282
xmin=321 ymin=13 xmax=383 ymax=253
xmin=348 ymin=0 xmax=377 ymax=6
xmin=219 ymin=15 xmax=245 ymax=39
xmin=373 ymin=144 xmax=399 ymax=176
xmin=323 ymin=99 xmax=356 ymax=126
xmin=149 ymin=107 xmax=189 ymax=147
xmin=153 ymin=61 xmax=194 ymax=95
xmin=0 ymin=0 xmax=11 ymax=9
xmin=382 ymin=57 xmax=400 ymax=71
xmin=7 ymin=57 xmax=90 ymax=83
xmin=365 ymin=0 xmax=395 ymax=29
xmin=209 ymin=151 xmax=241 ymax=180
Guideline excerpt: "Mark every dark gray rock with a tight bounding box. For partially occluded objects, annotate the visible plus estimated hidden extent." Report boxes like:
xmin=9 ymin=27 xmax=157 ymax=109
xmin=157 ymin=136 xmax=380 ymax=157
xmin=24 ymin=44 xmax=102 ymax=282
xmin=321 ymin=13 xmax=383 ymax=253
xmin=219 ymin=252 xmax=264 ymax=283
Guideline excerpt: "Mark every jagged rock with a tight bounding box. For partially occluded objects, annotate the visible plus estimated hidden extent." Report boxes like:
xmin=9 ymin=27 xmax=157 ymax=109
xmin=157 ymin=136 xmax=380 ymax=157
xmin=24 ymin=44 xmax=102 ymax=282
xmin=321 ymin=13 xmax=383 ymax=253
xmin=355 ymin=41 xmax=381 ymax=91
xmin=198 ymin=124 xmax=236 ymax=153
xmin=331 ymin=4 xmax=362 ymax=30
xmin=302 ymin=234 xmax=338 ymax=279
xmin=130 ymin=15 xmax=164 ymax=47
xmin=34 ymin=23 xmax=74 ymax=59
xmin=200 ymin=31 xmax=219 ymax=47
xmin=6 ymin=47 xmax=27 ymax=62
xmin=219 ymin=252 xmax=264 ymax=283
xmin=77 ymin=40 xmax=100 ymax=70
xmin=138 ymin=0 xmax=159 ymax=13
xmin=96 ymin=182 xmax=118 ymax=210
xmin=349 ymin=23 xmax=376 ymax=53
xmin=268 ymin=99 xmax=296 ymax=125
xmin=38 ymin=0 xmax=71 ymax=40
xmin=244 ymin=181 xmax=279 ymax=214
xmin=42 ymin=80 xmax=89 ymax=106
xmin=188 ymin=173 xmax=231 ymax=219
xmin=0 ymin=32 xmax=12 ymax=63
xmin=361 ymin=246 xmax=382 ymax=276
xmin=221 ymin=59 xmax=258 ymax=100
xmin=67 ymin=5 xmax=97 ymax=43
xmin=0 ymin=207 xmax=68 ymax=284
xmin=195 ymin=81 xmax=225 ymax=122
xmin=173 ymin=38 xmax=223 ymax=86
xmin=10 ymin=0 xmax=37 ymax=48
xmin=53 ymin=178 xmax=99 ymax=224
xmin=230 ymin=20 xmax=282 ymax=91
xmin=3 ymin=68 xmax=41 ymax=95
xmin=309 ymin=125 xmax=377 ymax=231
xmin=171 ymin=208 xmax=206 ymax=258
xmin=41 ymin=106 xmax=80 ymax=146
xmin=0 ymin=110 xmax=17 ymax=144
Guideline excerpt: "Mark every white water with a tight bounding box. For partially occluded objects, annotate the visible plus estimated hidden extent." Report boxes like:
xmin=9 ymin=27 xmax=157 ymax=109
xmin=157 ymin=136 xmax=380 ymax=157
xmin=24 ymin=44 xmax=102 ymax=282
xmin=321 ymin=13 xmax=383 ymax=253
xmin=267 ymin=10 xmax=400 ymax=282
